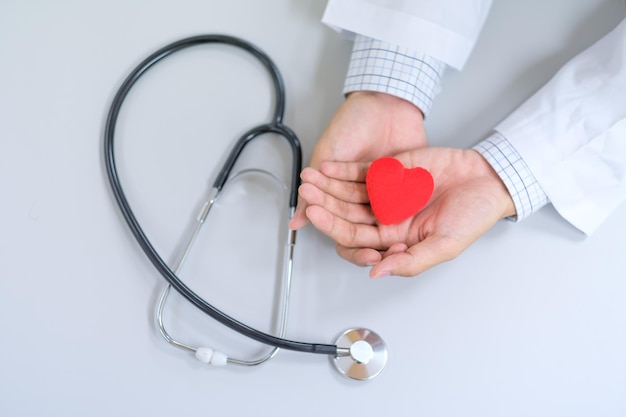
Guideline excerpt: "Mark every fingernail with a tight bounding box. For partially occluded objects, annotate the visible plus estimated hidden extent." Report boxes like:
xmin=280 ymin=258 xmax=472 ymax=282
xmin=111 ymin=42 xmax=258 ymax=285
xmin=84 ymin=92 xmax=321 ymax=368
xmin=372 ymin=271 xmax=391 ymax=279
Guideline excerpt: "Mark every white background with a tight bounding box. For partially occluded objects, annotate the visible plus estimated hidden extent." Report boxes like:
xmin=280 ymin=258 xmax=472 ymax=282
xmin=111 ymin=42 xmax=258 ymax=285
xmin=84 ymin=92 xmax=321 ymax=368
xmin=1 ymin=0 xmax=625 ymax=416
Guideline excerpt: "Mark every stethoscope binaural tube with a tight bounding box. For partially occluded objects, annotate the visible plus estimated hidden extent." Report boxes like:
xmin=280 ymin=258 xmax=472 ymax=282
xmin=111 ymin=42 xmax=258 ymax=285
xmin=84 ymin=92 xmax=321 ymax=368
xmin=157 ymin=168 xmax=297 ymax=367
xmin=103 ymin=34 xmax=337 ymax=356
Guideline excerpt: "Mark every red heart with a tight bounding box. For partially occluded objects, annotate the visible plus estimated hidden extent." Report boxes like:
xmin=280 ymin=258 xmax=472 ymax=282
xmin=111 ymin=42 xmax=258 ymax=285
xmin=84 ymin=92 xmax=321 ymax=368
xmin=366 ymin=157 xmax=434 ymax=225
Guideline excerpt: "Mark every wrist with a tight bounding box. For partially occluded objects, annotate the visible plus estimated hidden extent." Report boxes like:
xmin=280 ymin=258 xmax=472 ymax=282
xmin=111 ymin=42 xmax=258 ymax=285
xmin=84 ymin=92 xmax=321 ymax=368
xmin=347 ymin=91 xmax=425 ymax=119
xmin=474 ymin=151 xmax=517 ymax=219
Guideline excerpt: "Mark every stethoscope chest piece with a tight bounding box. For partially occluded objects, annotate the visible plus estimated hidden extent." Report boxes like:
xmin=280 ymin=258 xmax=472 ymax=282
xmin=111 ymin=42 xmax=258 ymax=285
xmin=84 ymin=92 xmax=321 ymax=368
xmin=333 ymin=328 xmax=388 ymax=381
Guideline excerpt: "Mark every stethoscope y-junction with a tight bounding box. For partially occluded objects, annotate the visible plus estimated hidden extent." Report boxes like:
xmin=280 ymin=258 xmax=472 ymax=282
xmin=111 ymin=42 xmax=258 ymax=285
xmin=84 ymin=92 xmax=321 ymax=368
xmin=103 ymin=34 xmax=387 ymax=380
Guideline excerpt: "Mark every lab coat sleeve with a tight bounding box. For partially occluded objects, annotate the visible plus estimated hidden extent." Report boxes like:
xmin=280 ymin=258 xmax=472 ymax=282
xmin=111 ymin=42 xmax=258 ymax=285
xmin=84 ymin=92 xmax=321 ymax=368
xmin=493 ymin=18 xmax=626 ymax=235
xmin=322 ymin=0 xmax=492 ymax=70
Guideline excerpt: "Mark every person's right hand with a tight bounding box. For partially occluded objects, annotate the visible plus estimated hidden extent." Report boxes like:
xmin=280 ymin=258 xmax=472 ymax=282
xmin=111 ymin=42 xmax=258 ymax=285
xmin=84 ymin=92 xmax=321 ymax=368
xmin=298 ymin=147 xmax=516 ymax=277
xmin=288 ymin=91 xmax=427 ymax=230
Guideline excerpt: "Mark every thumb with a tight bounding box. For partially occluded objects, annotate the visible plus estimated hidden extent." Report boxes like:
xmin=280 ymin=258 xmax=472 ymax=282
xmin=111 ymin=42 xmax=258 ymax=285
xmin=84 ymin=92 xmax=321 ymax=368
xmin=369 ymin=235 xmax=459 ymax=278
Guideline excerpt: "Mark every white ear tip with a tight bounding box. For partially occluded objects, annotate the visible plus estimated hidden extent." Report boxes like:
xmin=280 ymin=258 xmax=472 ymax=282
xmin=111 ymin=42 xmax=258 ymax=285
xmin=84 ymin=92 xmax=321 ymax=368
xmin=195 ymin=347 xmax=214 ymax=364
xmin=210 ymin=351 xmax=228 ymax=366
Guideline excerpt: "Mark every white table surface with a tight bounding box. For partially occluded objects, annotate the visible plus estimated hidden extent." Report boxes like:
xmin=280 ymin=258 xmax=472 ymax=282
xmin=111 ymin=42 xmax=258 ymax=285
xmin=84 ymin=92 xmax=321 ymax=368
xmin=1 ymin=0 xmax=625 ymax=416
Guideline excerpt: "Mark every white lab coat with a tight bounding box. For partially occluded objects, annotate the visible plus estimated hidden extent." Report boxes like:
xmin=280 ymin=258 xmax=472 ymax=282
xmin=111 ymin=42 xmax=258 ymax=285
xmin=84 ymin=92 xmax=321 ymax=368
xmin=322 ymin=0 xmax=626 ymax=235
xmin=322 ymin=0 xmax=492 ymax=70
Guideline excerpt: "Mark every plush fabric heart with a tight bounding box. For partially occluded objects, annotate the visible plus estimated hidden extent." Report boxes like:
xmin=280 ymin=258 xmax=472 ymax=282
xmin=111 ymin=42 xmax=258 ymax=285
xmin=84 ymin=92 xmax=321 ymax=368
xmin=366 ymin=157 xmax=434 ymax=225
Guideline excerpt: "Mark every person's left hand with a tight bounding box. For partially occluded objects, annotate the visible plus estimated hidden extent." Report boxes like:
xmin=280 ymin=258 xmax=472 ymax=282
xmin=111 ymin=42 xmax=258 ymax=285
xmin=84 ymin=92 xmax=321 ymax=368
xmin=298 ymin=147 xmax=516 ymax=278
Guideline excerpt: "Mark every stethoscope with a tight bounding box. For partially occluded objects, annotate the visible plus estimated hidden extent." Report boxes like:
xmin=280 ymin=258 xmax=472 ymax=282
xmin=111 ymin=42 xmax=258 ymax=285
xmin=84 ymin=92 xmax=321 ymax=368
xmin=103 ymin=34 xmax=388 ymax=380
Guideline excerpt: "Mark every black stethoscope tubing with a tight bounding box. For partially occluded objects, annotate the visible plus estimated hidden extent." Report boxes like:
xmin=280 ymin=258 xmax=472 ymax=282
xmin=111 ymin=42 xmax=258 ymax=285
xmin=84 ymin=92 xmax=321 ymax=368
xmin=103 ymin=34 xmax=337 ymax=356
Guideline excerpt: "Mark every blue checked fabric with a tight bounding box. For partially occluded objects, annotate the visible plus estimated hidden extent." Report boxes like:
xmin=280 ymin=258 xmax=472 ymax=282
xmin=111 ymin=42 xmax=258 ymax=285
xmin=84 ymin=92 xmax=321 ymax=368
xmin=474 ymin=131 xmax=549 ymax=221
xmin=343 ymin=35 xmax=445 ymax=117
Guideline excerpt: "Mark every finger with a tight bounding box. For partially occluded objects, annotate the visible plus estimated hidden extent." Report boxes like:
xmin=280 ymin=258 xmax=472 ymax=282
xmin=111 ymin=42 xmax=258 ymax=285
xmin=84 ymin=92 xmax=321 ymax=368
xmin=369 ymin=235 xmax=460 ymax=278
xmin=300 ymin=167 xmax=369 ymax=204
xmin=306 ymin=205 xmax=386 ymax=250
xmin=319 ymin=161 xmax=370 ymax=182
xmin=288 ymin=195 xmax=309 ymax=230
xmin=335 ymin=243 xmax=382 ymax=267
xmin=298 ymin=182 xmax=375 ymax=225
xmin=289 ymin=161 xmax=371 ymax=230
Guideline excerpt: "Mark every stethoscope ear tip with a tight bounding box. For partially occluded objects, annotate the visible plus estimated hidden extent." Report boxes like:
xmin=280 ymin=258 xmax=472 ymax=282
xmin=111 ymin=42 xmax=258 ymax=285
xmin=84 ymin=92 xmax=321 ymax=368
xmin=195 ymin=347 xmax=228 ymax=366
xmin=333 ymin=328 xmax=388 ymax=381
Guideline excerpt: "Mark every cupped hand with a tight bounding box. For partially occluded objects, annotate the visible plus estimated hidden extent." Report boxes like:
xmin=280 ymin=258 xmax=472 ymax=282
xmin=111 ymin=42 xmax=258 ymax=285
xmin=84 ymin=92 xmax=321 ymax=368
xmin=288 ymin=91 xmax=427 ymax=230
xmin=298 ymin=147 xmax=516 ymax=278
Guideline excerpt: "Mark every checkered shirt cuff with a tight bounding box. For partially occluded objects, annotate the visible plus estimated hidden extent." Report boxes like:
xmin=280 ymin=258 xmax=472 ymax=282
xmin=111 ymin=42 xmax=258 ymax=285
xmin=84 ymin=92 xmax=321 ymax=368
xmin=474 ymin=131 xmax=549 ymax=221
xmin=343 ymin=35 xmax=446 ymax=117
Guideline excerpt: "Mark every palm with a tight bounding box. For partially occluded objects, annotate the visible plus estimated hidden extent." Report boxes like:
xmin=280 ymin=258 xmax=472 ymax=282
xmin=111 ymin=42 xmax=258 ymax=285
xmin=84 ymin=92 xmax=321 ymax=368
xmin=301 ymin=148 xmax=515 ymax=277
